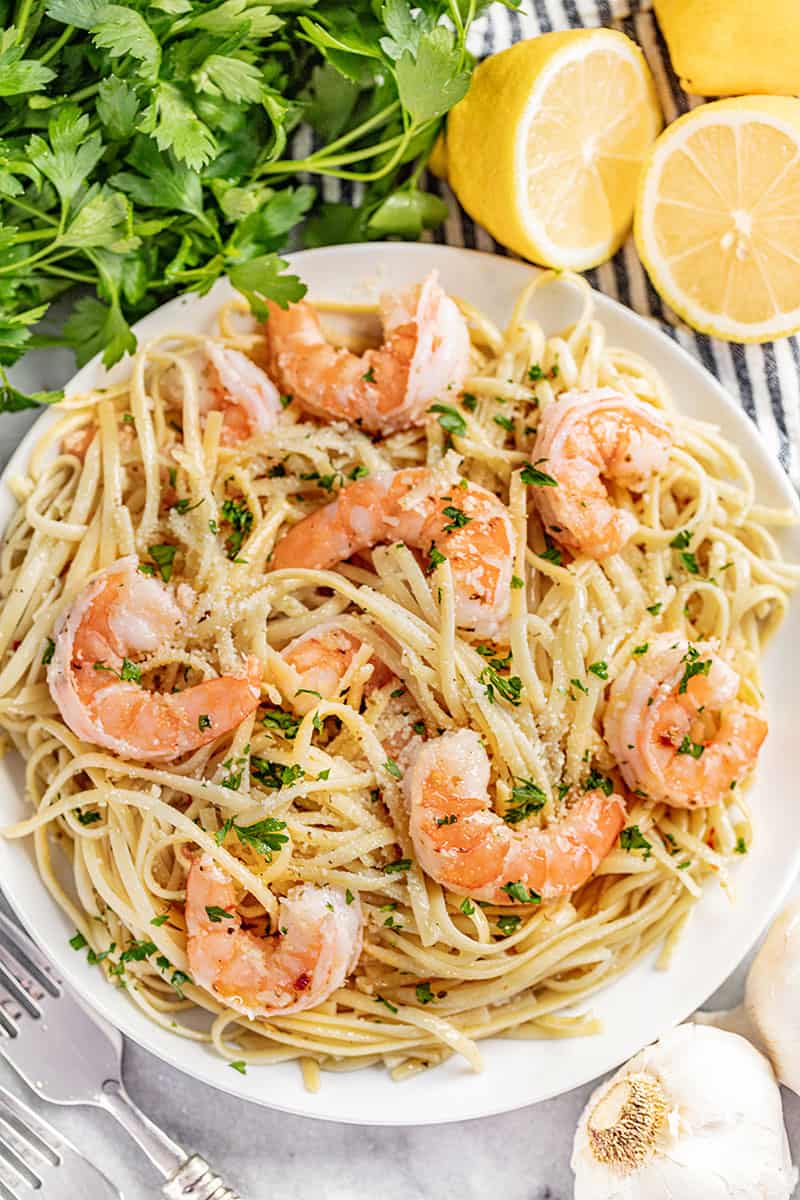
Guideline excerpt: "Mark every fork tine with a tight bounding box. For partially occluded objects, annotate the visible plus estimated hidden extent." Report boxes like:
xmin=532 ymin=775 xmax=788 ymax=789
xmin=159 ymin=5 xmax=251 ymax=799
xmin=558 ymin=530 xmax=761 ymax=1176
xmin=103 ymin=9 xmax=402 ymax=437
xmin=0 ymin=980 xmax=24 ymax=1038
xmin=0 ymin=1087 xmax=64 ymax=1160
xmin=0 ymin=915 xmax=61 ymax=997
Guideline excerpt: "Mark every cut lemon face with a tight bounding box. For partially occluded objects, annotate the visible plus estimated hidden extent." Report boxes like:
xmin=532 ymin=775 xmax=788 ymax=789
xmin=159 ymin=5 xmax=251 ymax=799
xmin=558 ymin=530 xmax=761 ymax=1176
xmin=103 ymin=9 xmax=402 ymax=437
xmin=635 ymin=97 xmax=800 ymax=342
xmin=446 ymin=30 xmax=662 ymax=270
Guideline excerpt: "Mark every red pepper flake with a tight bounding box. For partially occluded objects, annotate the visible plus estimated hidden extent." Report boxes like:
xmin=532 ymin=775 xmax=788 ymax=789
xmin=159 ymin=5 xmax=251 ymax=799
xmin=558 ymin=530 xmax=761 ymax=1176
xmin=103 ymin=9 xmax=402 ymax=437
xmin=294 ymin=972 xmax=311 ymax=991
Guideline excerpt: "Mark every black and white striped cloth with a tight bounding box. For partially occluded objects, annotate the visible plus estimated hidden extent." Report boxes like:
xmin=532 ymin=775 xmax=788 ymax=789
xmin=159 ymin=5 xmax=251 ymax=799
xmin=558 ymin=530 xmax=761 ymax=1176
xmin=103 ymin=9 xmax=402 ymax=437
xmin=419 ymin=0 xmax=800 ymax=490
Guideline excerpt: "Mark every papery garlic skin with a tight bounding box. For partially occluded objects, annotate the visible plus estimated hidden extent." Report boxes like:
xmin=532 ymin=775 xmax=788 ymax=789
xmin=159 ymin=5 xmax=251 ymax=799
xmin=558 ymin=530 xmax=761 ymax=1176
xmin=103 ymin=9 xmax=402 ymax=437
xmin=572 ymin=1024 xmax=798 ymax=1200
xmin=745 ymin=901 xmax=800 ymax=1096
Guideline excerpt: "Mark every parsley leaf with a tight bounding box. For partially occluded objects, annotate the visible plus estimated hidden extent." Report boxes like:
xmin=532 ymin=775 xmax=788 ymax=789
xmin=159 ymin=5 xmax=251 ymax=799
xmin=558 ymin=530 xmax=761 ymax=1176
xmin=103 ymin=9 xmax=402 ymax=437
xmin=620 ymin=825 xmax=652 ymax=858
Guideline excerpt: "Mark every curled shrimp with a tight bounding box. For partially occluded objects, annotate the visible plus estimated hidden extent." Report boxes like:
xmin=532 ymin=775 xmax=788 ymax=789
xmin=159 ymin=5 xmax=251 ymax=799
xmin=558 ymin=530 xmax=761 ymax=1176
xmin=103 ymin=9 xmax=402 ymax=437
xmin=604 ymin=634 xmax=767 ymax=808
xmin=405 ymin=730 xmax=626 ymax=903
xmin=532 ymin=388 xmax=672 ymax=559
xmin=164 ymin=344 xmax=281 ymax=444
xmin=185 ymin=853 xmax=363 ymax=1019
xmin=264 ymin=271 xmax=471 ymax=435
xmin=276 ymin=621 xmax=423 ymax=764
xmin=271 ymin=469 xmax=514 ymax=639
xmin=48 ymin=557 xmax=261 ymax=762
xmin=276 ymin=622 xmax=395 ymax=716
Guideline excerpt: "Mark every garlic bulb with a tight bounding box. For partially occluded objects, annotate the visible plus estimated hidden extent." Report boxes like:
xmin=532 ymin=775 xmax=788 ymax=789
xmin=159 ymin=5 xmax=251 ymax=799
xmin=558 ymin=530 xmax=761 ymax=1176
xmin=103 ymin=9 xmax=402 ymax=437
xmin=696 ymin=900 xmax=800 ymax=1095
xmin=571 ymin=1024 xmax=798 ymax=1199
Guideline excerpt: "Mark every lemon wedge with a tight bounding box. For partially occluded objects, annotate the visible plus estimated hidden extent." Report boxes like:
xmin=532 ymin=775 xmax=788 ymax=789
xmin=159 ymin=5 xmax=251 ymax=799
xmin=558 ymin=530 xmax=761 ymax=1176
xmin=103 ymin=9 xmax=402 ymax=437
xmin=446 ymin=30 xmax=662 ymax=270
xmin=635 ymin=96 xmax=800 ymax=343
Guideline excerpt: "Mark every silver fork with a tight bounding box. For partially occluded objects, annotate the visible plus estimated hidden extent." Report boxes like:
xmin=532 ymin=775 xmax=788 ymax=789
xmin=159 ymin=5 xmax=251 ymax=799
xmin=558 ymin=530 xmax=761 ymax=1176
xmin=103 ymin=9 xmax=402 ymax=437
xmin=0 ymin=1080 xmax=120 ymax=1198
xmin=0 ymin=910 xmax=241 ymax=1199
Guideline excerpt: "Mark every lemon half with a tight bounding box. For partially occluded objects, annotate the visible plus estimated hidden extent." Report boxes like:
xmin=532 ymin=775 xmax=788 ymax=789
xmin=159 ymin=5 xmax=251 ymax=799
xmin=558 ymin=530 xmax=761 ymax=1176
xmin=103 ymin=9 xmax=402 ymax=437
xmin=635 ymin=97 xmax=800 ymax=343
xmin=446 ymin=29 xmax=662 ymax=270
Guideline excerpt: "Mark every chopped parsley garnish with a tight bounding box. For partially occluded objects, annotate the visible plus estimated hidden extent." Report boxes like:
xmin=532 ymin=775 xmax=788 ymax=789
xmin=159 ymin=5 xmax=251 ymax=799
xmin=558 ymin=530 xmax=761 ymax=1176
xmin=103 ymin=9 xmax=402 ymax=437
xmin=496 ymin=915 xmax=521 ymax=936
xmin=427 ymin=542 xmax=446 ymax=572
xmin=198 ymin=714 xmax=211 ymax=731
xmin=87 ymin=944 xmax=115 ymax=966
xmin=383 ymin=858 xmax=411 ymax=874
xmin=261 ymin=706 xmax=300 ymax=739
xmin=119 ymin=939 xmax=157 ymax=963
xmin=279 ymin=394 xmax=292 ymax=409
xmin=735 ymin=837 xmax=748 ymax=854
xmin=646 ymin=603 xmax=662 ymax=616
xmin=229 ymin=817 xmax=289 ymax=860
xmin=479 ymin=665 xmax=522 ymax=706
xmin=219 ymin=758 xmax=244 ymax=790
xmin=376 ymin=994 xmax=398 ymax=1014
xmin=229 ymin=1061 xmax=247 ymax=1074
xmin=208 ymin=519 xmax=219 ymax=535
xmin=150 ymin=914 xmax=169 ymax=927
xmin=349 ymin=464 xmax=369 ymax=480
xmin=678 ymin=646 xmax=712 ymax=695
xmin=620 ymin=825 xmax=652 ymax=858
xmin=429 ymin=403 xmax=466 ymax=437
xmin=539 ymin=536 xmax=562 ymax=565
xmin=680 ymin=551 xmax=700 ymax=574
xmin=205 ymin=906 xmax=230 ymax=923
xmin=462 ymin=393 xmax=478 ymax=412
xmin=511 ymin=574 xmax=524 ymax=589
xmin=584 ymin=770 xmax=613 ymax=797
xmin=77 ymin=809 xmax=101 ymax=826
xmin=170 ymin=970 xmax=191 ymax=999
xmin=504 ymin=779 xmax=547 ymax=824
xmin=317 ymin=769 xmax=331 ymax=781
xmin=521 ymin=461 xmax=558 ymax=488
xmin=632 ymin=643 xmax=649 ymax=657
xmin=436 ymin=814 xmax=458 ymax=827
xmin=677 ymin=735 xmax=705 ymax=758
xmin=493 ymin=414 xmax=514 ymax=432
xmin=527 ymin=362 xmax=558 ymax=382
xmin=146 ymin=543 xmax=177 ymax=583
xmin=120 ymin=658 xmax=141 ymax=683
xmin=69 ymin=931 xmax=87 ymax=951
xmin=459 ymin=898 xmax=475 ymax=917
xmin=345 ymin=889 xmax=355 ymax=905
xmin=384 ymin=759 xmax=402 ymax=780
xmin=670 ymin=529 xmax=691 ymax=549
xmin=442 ymin=505 xmax=471 ymax=532
xmin=251 ymin=758 xmax=304 ymax=790
xmin=415 ymin=982 xmax=435 ymax=1004
xmin=588 ymin=661 xmax=608 ymax=680
xmin=42 ymin=638 xmax=55 ymax=665
xmin=571 ymin=677 xmax=589 ymax=695
xmin=412 ymin=721 xmax=426 ymax=735
xmin=220 ymin=498 xmax=254 ymax=560
xmin=501 ymin=881 xmax=541 ymax=904
xmin=390 ymin=687 xmax=406 ymax=698
xmin=362 ymin=366 xmax=376 ymax=383
xmin=171 ymin=497 xmax=203 ymax=515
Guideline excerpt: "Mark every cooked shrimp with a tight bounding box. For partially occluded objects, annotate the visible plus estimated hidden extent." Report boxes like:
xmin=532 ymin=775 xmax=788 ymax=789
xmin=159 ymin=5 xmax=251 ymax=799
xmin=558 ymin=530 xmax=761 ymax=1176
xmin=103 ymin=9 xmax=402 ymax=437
xmin=277 ymin=621 xmax=423 ymax=764
xmin=264 ymin=271 xmax=471 ymax=435
xmin=532 ymin=389 xmax=672 ymax=559
xmin=185 ymin=853 xmax=363 ymax=1019
xmin=165 ymin=344 xmax=281 ymax=444
xmin=277 ymin=622 xmax=394 ymax=716
xmin=604 ymin=634 xmax=767 ymax=808
xmin=271 ymin=469 xmax=514 ymax=639
xmin=405 ymin=730 xmax=626 ymax=903
xmin=48 ymin=556 xmax=261 ymax=762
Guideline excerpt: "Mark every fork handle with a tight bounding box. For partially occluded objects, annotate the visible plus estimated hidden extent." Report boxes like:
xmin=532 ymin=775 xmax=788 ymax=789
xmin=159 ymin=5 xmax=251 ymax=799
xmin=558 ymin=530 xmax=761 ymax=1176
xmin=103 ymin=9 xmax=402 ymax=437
xmin=163 ymin=1155 xmax=241 ymax=1200
xmin=99 ymin=1082 xmax=241 ymax=1198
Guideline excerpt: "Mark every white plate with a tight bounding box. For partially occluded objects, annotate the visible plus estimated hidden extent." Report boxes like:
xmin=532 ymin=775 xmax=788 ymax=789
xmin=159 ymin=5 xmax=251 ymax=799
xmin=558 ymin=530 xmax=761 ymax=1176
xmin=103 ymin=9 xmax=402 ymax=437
xmin=1 ymin=243 xmax=798 ymax=1126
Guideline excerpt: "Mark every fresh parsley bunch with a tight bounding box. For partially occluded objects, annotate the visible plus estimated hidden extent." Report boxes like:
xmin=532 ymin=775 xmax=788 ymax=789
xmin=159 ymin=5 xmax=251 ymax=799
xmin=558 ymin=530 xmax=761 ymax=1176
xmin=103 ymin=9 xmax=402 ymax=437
xmin=0 ymin=0 xmax=515 ymax=411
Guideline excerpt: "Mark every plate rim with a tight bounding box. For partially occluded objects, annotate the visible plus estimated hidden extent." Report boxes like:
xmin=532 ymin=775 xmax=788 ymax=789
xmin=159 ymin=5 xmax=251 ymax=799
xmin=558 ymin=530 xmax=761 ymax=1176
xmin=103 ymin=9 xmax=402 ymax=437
xmin=1 ymin=241 xmax=798 ymax=1126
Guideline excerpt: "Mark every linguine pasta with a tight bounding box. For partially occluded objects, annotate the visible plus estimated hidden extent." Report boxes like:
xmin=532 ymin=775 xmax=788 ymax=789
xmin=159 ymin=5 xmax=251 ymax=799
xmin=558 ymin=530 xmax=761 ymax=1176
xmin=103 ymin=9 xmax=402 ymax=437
xmin=0 ymin=271 xmax=797 ymax=1086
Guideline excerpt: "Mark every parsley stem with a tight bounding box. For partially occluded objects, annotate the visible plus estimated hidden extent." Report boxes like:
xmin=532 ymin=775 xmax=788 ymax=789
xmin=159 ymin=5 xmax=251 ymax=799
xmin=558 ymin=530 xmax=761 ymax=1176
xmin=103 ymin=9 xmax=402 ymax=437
xmin=303 ymin=101 xmax=402 ymax=161
xmin=38 ymin=24 xmax=75 ymax=65
xmin=8 ymin=197 xmax=58 ymax=225
xmin=8 ymin=228 xmax=57 ymax=245
xmin=260 ymin=130 xmax=409 ymax=176
xmin=14 ymin=0 xmax=35 ymax=47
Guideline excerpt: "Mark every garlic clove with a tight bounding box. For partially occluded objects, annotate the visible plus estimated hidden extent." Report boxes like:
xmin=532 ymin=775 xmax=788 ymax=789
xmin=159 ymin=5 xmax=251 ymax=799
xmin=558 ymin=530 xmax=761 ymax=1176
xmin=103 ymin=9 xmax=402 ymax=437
xmin=745 ymin=900 xmax=800 ymax=1095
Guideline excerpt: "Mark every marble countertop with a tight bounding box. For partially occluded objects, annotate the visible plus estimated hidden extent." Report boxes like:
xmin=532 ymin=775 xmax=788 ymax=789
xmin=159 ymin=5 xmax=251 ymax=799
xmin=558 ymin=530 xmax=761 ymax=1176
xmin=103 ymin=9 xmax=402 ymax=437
xmin=1 ymin=358 xmax=798 ymax=1200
